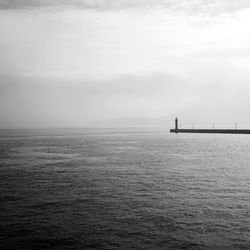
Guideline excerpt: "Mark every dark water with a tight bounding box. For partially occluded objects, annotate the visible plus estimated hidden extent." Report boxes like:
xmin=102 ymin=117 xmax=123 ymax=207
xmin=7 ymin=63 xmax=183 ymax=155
xmin=1 ymin=128 xmax=250 ymax=249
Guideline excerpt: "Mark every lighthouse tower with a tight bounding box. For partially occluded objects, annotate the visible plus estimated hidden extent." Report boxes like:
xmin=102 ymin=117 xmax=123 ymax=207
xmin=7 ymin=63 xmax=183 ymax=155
xmin=175 ymin=117 xmax=178 ymax=132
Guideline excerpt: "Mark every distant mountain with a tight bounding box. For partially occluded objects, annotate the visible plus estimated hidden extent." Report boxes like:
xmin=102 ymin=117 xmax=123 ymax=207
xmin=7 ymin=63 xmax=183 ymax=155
xmin=86 ymin=116 xmax=174 ymax=128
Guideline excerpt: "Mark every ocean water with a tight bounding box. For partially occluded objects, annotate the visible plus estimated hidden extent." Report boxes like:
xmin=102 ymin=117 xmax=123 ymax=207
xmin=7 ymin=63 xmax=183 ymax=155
xmin=1 ymin=128 xmax=250 ymax=249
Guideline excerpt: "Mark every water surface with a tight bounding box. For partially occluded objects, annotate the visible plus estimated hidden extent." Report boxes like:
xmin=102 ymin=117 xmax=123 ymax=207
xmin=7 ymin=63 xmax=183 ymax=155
xmin=1 ymin=128 xmax=250 ymax=249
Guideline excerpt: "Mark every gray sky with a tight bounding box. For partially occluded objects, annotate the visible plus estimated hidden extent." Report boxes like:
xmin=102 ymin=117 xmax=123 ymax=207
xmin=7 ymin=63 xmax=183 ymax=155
xmin=1 ymin=0 xmax=250 ymax=127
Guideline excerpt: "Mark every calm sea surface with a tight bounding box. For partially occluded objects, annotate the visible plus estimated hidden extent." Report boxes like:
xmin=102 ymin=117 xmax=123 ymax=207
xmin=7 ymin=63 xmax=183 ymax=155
xmin=1 ymin=128 xmax=250 ymax=249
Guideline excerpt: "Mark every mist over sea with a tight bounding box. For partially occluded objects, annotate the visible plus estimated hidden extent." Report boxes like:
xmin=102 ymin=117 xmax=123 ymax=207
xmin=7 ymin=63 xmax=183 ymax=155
xmin=1 ymin=128 xmax=250 ymax=249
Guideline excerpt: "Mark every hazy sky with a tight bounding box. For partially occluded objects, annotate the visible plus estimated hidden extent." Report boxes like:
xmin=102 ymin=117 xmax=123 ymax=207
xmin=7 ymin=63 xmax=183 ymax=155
xmin=1 ymin=0 xmax=250 ymax=127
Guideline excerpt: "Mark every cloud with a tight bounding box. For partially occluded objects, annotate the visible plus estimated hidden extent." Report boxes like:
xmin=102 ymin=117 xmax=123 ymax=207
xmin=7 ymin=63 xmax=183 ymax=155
xmin=0 ymin=0 xmax=166 ymax=9
xmin=1 ymin=0 xmax=250 ymax=127
xmin=1 ymin=69 xmax=250 ymax=128
xmin=0 ymin=73 xmax=195 ymax=127
xmin=2 ymin=4 xmax=250 ymax=79
xmin=0 ymin=0 xmax=112 ymax=9
xmin=1 ymin=0 xmax=250 ymax=15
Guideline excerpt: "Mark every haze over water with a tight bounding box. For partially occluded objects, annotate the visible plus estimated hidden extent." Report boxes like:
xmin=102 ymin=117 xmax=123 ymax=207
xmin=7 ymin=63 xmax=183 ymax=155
xmin=1 ymin=128 xmax=250 ymax=249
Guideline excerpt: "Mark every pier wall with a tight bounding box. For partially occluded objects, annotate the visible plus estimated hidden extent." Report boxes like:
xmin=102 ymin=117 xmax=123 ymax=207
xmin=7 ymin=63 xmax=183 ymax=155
xmin=170 ymin=129 xmax=250 ymax=134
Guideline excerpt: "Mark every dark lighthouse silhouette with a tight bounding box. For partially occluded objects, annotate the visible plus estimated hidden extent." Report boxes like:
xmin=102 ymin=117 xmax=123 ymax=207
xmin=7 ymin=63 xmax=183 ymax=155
xmin=170 ymin=118 xmax=250 ymax=134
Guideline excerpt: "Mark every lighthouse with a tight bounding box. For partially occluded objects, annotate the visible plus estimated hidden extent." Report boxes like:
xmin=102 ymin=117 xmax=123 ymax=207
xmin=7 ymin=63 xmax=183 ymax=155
xmin=175 ymin=117 xmax=178 ymax=133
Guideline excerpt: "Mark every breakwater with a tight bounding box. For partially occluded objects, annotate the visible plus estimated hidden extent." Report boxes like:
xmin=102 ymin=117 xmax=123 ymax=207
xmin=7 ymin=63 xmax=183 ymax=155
xmin=170 ymin=118 xmax=250 ymax=134
xmin=170 ymin=128 xmax=250 ymax=134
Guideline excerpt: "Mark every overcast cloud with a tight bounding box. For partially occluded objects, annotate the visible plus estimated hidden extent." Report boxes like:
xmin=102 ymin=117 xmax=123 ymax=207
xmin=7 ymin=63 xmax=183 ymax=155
xmin=0 ymin=1 xmax=250 ymax=127
xmin=1 ymin=0 xmax=250 ymax=14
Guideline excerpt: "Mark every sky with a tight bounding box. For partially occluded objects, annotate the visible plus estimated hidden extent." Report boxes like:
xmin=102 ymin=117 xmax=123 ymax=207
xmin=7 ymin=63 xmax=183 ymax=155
xmin=1 ymin=0 xmax=250 ymax=127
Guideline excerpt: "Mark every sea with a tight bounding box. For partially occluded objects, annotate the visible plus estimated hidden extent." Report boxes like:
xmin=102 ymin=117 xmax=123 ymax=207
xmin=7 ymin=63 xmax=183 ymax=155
xmin=1 ymin=127 xmax=250 ymax=250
